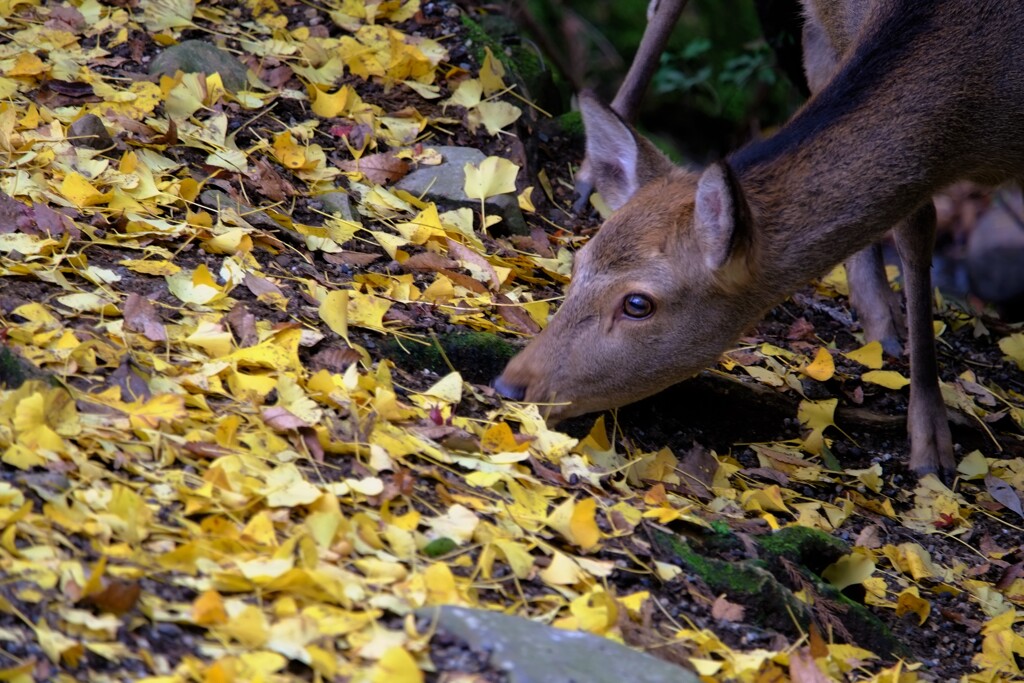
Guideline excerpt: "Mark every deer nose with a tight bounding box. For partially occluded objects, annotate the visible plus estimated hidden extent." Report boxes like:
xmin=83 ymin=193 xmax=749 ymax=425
xmin=493 ymin=375 xmax=526 ymax=401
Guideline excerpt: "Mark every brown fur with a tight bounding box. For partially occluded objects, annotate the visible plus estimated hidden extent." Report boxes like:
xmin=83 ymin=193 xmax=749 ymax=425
xmin=496 ymin=0 xmax=1024 ymax=478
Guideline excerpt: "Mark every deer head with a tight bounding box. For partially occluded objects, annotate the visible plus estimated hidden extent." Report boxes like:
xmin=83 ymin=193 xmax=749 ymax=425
xmin=494 ymin=92 xmax=769 ymax=421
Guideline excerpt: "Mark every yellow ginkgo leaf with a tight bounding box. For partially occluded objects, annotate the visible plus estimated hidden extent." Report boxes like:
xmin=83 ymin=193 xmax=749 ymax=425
xmin=518 ymin=186 xmax=535 ymax=212
xmin=491 ymin=539 xmax=535 ymax=579
xmin=479 ymin=48 xmax=506 ymax=95
xmin=423 ymin=562 xmax=459 ymax=605
xmin=862 ymin=370 xmax=910 ymax=389
xmin=463 ymin=156 xmax=518 ymax=201
xmin=882 ymin=542 xmax=937 ymax=581
xmin=311 ymin=85 xmax=351 ymax=117
xmin=347 ymin=290 xmax=391 ymax=331
xmin=192 ymin=590 xmax=227 ymax=626
xmin=318 ymin=289 xmax=349 ymax=341
xmin=273 ymin=131 xmax=309 ymax=170
xmin=421 ymin=372 xmax=462 ymax=404
xmin=822 ymin=552 xmax=876 ymax=590
xmin=471 ymin=100 xmax=522 ymax=136
xmin=957 ymin=450 xmax=989 ymax=479
xmin=444 ymin=78 xmax=482 ymax=109
xmin=166 ymin=264 xmax=227 ymax=305
xmin=998 ymin=332 xmax=1024 ymax=369
xmin=569 ymin=497 xmax=601 ymax=551
xmin=539 ymin=550 xmax=584 ymax=586
xmin=140 ymin=0 xmax=196 ymax=31
xmin=371 ymin=647 xmax=422 ymax=683
xmin=61 ymin=173 xmax=111 ymax=208
xmin=128 ymin=394 xmax=187 ymax=430
xmin=844 ymin=340 xmax=884 ymax=369
xmin=797 ymin=398 xmax=837 ymax=455
xmin=896 ymin=587 xmax=931 ymax=625
xmin=802 ymin=347 xmax=835 ymax=381
xmin=9 ymin=52 xmax=48 ymax=77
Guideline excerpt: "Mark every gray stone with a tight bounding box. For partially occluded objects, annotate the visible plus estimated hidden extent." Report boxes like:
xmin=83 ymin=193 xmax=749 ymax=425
xmin=967 ymin=188 xmax=1024 ymax=319
xmin=395 ymin=146 xmax=527 ymax=235
xmin=68 ymin=114 xmax=114 ymax=150
xmin=150 ymin=40 xmax=251 ymax=92
xmin=315 ymin=192 xmax=356 ymax=222
xmin=198 ymin=190 xmax=279 ymax=231
xmin=415 ymin=606 xmax=698 ymax=683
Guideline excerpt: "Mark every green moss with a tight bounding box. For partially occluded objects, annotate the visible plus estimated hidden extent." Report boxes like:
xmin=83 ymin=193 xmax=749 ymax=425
xmin=654 ymin=530 xmax=808 ymax=632
xmin=760 ymin=525 xmax=849 ymax=573
xmin=555 ymin=111 xmax=584 ymax=141
xmin=0 ymin=345 xmax=51 ymax=388
xmin=460 ymin=14 xmax=560 ymax=111
xmin=653 ymin=527 xmax=902 ymax=656
xmin=382 ymin=331 xmax=520 ymax=385
xmin=460 ymin=14 xmax=500 ymax=66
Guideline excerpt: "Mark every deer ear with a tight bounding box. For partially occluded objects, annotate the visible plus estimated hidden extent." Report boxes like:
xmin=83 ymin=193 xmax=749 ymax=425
xmin=694 ymin=162 xmax=752 ymax=271
xmin=579 ymin=91 xmax=676 ymax=210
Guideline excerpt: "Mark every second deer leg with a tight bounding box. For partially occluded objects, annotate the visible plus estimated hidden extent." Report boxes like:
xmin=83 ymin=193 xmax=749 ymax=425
xmin=845 ymin=242 xmax=905 ymax=356
xmin=893 ymin=202 xmax=956 ymax=480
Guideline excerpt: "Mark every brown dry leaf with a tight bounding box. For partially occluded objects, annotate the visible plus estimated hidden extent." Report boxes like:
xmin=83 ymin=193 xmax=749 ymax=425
xmin=447 ymin=238 xmax=501 ymax=290
xmin=339 ymin=152 xmax=411 ymax=185
xmin=401 ymin=251 xmax=457 ymax=272
xmin=678 ymin=444 xmax=717 ymax=499
xmin=854 ymin=524 xmax=883 ymax=549
xmin=80 ymin=579 xmax=142 ymax=615
xmin=324 ymin=250 xmax=383 ymax=267
xmin=787 ymin=317 xmax=817 ymax=341
xmin=244 ymin=273 xmax=285 ymax=299
xmin=226 ymin=302 xmax=259 ymax=347
xmin=494 ymin=293 xmax=541 ymax=334
xmin=250 ymin=157 xmax=298 ymax=201
xmin=711 ymin=595 xmax=745 ymax=622
xmin=0 ymin=192 xmax=31 ymax=234
xmin=789 ymin=648 xmax=830 ymax=682
xmin=123 ymin=292 xmax=167 ymax=342
xmin=262 ymin=406 xmax=311 ymax=431
xmin=984 ymin=474 xmax=1024 ymax=519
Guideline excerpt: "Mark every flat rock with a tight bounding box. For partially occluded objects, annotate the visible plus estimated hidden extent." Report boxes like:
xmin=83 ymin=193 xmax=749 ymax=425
xmin=967 ymin=188 xmax=1024 ymax=319
xmin=150 ymin=40 xmax=251 ymax=92
xmin=198 ymin=190 xmax=279 ymax=231
xmin=396 ymin=145 xmax=527 ymax=235
xmin=416 ymin=606 xmax=698 ymax=683
xmin=314 ymin=192 xmax=356 ymax=222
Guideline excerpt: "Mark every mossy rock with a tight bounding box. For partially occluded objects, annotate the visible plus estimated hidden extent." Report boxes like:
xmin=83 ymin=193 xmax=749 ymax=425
xmin=653 ymin=529 xmax=808 ymax=634
xmin=150 ymin=40 xmax=252 ymax=92
xmin=382 ymin=331 xmax=520 ymax=385
xmin=760 ymin=525 xmax=849 ymax=574
xmin=554 ymin=111 xmax=584 ymax=143
xmin=461 ymin=14 xmax=562 ymax=114
xmin=653 ymin=526 xmax=903 ymax=657
xmin=0 ymin=345 xmax=51 ymax=389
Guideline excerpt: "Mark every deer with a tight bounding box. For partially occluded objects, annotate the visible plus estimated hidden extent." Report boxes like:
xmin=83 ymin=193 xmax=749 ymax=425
xmin=495 ymin=0 xmax=1024 ymax=480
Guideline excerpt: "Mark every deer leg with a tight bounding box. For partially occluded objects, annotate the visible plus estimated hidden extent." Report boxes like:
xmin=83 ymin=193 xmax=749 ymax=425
xmin=892 ymin=202 xmax=956 ymax=480
xmin=845 ymin=243 xmax=905 ymax=356
xmin=574 ymin=0 xmax=689 ymax=211
xmin=611 ymin=0 xmax=689 ymax=122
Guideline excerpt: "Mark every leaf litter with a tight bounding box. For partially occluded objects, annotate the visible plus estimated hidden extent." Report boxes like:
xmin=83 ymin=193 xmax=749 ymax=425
xmin=0 ymin=1 xmax=1021 ymax=682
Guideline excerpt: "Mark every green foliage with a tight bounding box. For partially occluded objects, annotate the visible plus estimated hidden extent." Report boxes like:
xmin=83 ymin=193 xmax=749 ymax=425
xmin=529 ymin=0 xmax=804 ymax=152
xmin=653 ymin=38 xmax=781 ymax=122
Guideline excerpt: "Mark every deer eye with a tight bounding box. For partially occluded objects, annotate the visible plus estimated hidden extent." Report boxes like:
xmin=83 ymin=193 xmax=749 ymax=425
xmin=622 ymin=293 xmax=654 ymax=319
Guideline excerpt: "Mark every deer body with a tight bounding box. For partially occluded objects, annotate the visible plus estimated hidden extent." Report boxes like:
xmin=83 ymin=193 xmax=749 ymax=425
xmin=496 ymin=0 xmax=1024 ymax=477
